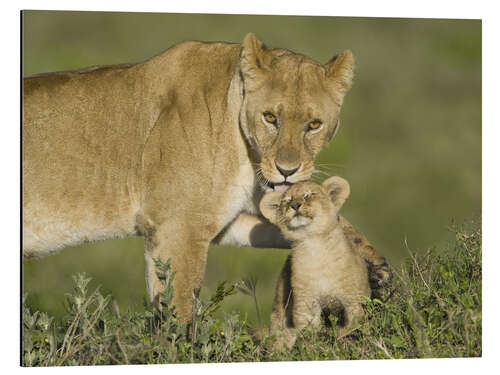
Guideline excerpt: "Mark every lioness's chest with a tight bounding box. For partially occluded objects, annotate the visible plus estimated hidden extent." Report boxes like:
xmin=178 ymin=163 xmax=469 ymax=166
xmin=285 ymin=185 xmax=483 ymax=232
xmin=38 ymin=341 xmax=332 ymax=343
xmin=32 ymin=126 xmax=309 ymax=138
xmin=220 ymin=159 xmax=258 ymax=223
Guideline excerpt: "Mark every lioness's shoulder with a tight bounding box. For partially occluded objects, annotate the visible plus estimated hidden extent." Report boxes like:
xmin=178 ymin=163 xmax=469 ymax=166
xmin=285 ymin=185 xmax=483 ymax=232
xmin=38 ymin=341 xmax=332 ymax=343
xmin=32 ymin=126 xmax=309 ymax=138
xmin=150 ymin=40 xmax=242 ymax=71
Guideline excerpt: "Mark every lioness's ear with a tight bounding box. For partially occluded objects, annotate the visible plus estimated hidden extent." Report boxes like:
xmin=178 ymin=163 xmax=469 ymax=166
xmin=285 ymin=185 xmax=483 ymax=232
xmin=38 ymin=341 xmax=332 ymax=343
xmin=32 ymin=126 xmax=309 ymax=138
xmin=259 ymin=192 xmax=282 ymax=224
xmin=240 ymin=33 xmax=269 ymax=90
xmin=324 ymin=50 xmax=355 ymax=96
xmin=322 ymin=176 xmax=350 ymax=211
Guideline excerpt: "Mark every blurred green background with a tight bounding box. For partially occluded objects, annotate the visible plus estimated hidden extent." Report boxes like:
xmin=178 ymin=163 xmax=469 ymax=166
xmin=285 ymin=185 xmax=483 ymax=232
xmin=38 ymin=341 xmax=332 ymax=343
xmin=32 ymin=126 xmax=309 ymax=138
xmin=22 ymin=10 xmax=481 ymax=326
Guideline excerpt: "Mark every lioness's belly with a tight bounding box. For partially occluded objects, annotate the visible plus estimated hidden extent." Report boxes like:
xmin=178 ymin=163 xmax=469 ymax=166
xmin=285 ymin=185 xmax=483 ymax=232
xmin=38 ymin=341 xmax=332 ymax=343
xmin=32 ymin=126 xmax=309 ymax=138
xmin=22 ymin=148 xmax=141 ymax=258
xmin=22 ymin=196 xmax=140 ymax=258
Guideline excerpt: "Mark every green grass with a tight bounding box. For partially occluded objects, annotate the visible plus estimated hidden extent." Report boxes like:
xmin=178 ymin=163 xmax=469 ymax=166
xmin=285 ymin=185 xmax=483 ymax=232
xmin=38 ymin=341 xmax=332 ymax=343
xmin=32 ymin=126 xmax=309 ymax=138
xmin=22 ymin=221 xmax=481 ymax=365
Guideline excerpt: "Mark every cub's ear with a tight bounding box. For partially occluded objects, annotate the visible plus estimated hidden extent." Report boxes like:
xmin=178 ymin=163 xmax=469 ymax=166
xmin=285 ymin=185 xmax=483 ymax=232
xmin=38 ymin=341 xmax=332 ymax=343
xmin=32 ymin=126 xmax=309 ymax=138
xmin=259 ymin=192 xmax=282 ymax=224
xmin=322 ymin=176 xmax=350 ymax=211
xmin=240 ymin=33 xmax=270 ymax=91
xmin=324 ymin=50 xmax=355 ymax=96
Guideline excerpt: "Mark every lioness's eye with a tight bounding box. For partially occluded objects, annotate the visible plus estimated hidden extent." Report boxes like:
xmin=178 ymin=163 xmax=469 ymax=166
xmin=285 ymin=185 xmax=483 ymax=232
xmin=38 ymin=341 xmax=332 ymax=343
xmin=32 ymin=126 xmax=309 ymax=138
xmin=263 ymin=112 xmax=278 ymax=126
xmin=308 ymin=120 xmax=322 ymax=131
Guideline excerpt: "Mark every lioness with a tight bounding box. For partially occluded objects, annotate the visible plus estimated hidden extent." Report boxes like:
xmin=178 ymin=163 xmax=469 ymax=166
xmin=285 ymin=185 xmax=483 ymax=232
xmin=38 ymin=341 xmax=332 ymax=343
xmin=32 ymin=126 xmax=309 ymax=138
xmin=260 ymin=177 xmax=371 ymax=350
xmin=23 ymin=33 xmax=391 ymax=321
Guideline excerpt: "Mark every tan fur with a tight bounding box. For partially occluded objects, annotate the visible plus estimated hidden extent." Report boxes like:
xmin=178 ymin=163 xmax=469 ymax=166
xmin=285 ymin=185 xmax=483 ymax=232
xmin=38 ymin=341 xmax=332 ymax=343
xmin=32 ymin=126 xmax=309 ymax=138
xmin=260 ymin=177 xmax=371 ymax=350
xmin=23 ymin=33 xmax=389 ymax=321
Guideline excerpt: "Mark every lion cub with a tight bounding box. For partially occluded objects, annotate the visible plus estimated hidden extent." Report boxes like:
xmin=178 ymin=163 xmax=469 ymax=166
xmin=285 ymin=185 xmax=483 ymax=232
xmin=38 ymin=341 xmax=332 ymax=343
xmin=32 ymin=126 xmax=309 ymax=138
xmin=259 ymin=176 xmax=371 ymax=350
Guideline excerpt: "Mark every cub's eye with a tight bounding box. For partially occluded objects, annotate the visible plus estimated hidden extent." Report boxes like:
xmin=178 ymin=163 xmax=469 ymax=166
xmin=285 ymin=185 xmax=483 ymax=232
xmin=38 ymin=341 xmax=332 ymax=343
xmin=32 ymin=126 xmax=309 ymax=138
xmin=263 ymin=112 xmax=278 ymax=126
xmin=308 ymin=120 xmax=322 ymax=131
xmin=304 ymin=192 xmax=311 ymax=199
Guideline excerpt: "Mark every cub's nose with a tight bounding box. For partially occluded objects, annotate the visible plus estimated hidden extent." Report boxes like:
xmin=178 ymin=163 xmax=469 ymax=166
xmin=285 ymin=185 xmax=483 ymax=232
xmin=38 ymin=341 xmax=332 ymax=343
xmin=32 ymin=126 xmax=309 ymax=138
xmin=291 ymin=201 xmax=302 ymax=211
xmin=275 ymin=162 xmax=300 ymax=178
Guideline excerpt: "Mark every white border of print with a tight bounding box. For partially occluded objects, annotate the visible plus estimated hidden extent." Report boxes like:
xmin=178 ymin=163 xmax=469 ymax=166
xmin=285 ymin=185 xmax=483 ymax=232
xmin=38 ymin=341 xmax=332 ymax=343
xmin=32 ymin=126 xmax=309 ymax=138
xmin=4 ymin=1 xmax=495 ymax=374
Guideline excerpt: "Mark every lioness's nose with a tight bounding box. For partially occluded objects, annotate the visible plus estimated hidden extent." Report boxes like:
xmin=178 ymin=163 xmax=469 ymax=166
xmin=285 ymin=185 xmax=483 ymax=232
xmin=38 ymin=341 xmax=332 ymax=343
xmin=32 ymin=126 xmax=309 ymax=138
xmin=275 ymin=162 xmax=300 ymax=178
xmin=291 ymin=201 xmax=302 ymax=211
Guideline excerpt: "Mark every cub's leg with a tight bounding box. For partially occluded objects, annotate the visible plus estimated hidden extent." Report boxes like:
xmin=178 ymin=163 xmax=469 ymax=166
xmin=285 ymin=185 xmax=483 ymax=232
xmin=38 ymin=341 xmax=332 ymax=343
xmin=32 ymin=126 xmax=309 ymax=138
xmin=269 ymin=256 xmax=293 ymax=331
xmin=339 ymin=216 xmax=392 ymax=290
xmin=337 ymin=299 xmax=365 ymax=338
xmin=268 ymin=256 xmax=297 ymax=351
xmin=288 ymin=290 xmax=321 ymax=348
xmin=142 ymin=218 xmax=211 ymax=322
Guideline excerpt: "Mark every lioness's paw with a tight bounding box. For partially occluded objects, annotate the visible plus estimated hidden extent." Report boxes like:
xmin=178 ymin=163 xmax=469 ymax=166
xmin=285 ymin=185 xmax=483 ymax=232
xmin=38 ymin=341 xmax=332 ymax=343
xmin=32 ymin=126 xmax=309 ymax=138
xmin=367 ymin=259 xmax=393 ymax=290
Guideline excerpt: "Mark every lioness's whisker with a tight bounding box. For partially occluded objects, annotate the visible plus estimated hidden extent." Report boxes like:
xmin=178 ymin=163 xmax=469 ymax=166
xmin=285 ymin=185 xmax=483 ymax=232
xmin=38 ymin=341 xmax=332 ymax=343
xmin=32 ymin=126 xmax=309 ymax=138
xmin=255 ymin=167 xmax=271 ymax=187
xmin=314 ymin=163 xmax=346 ymax=172
xmin=312 ymin=169 xmax=331 ymax=178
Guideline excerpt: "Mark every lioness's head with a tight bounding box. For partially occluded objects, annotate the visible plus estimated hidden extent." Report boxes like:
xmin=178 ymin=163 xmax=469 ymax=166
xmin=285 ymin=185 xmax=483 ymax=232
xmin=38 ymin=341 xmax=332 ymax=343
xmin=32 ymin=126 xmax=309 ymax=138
xmin=259 ymin=176 xmax=350 ymax=239
xmin=238 ymin=33 xmax=355 ymax=193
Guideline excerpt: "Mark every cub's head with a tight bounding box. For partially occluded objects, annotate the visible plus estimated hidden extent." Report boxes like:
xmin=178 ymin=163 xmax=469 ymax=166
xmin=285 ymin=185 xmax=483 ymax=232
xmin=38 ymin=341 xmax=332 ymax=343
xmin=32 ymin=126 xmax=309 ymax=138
xmin=238 ymin=33 xmax=355 ymax=193
xmin=259 ymin=176 xmax=350 ymax=239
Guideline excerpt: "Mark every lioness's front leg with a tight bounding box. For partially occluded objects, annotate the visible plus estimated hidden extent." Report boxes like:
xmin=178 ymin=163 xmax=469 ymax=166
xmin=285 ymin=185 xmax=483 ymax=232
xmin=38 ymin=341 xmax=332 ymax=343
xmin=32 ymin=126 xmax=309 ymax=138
xmin=217 ymin=212 xmax=392 ymax=290
xmin=214 ymin=212 xmax=291 ymax=249
xmin=143 ymin=218 xmax=211 ymax=322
